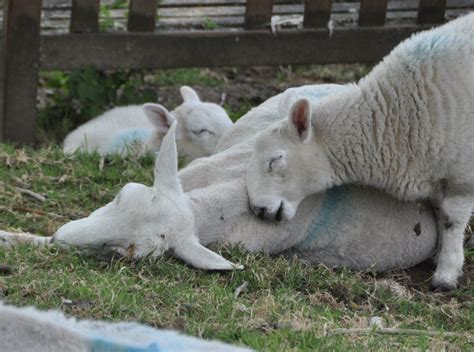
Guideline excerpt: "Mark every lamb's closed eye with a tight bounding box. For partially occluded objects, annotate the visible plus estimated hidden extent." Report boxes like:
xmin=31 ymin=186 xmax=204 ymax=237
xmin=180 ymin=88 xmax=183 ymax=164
xmin=269 ymin=155 xmax=283 ymax=171
xmin=193 ymin=129 xmax=215 ymax=135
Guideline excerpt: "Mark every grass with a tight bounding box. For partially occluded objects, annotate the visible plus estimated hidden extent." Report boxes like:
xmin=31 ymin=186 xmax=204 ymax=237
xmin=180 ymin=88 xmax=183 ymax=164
xmin=1 ymin=144 xmax=473 ymax=351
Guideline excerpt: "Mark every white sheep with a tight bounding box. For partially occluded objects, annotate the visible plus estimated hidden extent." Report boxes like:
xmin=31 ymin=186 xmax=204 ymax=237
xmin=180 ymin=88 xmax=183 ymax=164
xmin=63 ymin=86 xmax=232 ymax=161
xmin=246 ymin=13 xmax=474 ymax=290
xmin=0 ymin=303 xmax=251 ymax=352
xmin=1 ymin=84 xmax=438 ymax=272
xmin=59 ymin=121 xmax=242 ymax=270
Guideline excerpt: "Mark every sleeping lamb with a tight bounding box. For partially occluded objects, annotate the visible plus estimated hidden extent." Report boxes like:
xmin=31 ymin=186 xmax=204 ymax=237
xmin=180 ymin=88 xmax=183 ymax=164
xmin=63 ymin=86 xmax=232 ymax=161
xmin=1 ymin=84 xmax=438 ymax=272
xmin=246 ymin=13 xmax=474 ymax=290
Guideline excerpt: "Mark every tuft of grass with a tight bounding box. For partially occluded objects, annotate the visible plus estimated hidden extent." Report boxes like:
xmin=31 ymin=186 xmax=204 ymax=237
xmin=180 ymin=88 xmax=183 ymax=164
xmin=1 ymin=145 xmax=473 ymax=350
xmin=202 ymin=18 xmax=219 ymax=30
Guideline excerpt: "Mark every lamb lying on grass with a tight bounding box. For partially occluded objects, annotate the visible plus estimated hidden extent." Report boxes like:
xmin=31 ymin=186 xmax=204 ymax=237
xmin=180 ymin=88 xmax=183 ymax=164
xmin=1 ymin=84 xmax=438 ymax=272
xmin=61 ymin=121 xmax=243 ymax=270
xmin=63 ymin=86 xmax=232 ymax=161
xmin=246 ymin=14 xmax=474 ymax=290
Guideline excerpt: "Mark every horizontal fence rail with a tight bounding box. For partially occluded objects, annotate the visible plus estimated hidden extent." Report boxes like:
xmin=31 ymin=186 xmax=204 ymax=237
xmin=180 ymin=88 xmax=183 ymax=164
xmin=1 ymin=0 xmax=473 ymax=144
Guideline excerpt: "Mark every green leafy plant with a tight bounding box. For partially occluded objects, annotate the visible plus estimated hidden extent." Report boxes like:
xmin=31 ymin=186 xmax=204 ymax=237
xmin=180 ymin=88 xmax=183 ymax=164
xmin=202 ymin=18 xmax=219 ymax=30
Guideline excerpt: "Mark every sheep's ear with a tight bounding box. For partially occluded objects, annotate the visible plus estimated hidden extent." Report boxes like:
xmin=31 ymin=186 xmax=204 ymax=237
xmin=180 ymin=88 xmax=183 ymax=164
xmin=279 ymin=90 xmax=298 ymax=117
xmin=288 ymin=98 xmax=313 ymax=143
xmin=154 ymin=121 xmax=182 ymax=193
xmin=143 ymin=103 xmax=176 ymax=132
xmin=180 ymin=86 xmax=201 ymax=103
xmin=174 ymin=237 xmax=244 ymax=270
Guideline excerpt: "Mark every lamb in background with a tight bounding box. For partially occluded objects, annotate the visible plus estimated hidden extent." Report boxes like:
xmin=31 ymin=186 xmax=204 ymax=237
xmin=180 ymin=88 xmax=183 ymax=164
xmin=246 ymin=13 xmax=474 ymax=290
xmin=1 ymin=84 xmax=438 ymax=272
xmin=63 ymin=86 xmax=232 ymax=161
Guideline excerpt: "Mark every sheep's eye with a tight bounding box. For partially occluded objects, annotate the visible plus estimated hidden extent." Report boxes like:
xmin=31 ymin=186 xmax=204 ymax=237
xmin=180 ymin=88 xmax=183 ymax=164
xmin=159 ymin=233 xmax=166 ymax=239
xmin=269 ymin=155 xmax=283 ymax=171
xmin=193 ymin=129 xmax=213 ymax=135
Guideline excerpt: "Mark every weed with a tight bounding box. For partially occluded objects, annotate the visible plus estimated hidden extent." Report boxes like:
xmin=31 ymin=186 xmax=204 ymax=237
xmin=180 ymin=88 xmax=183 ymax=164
xmin=202 ymin=18 xmax=219 ymax=30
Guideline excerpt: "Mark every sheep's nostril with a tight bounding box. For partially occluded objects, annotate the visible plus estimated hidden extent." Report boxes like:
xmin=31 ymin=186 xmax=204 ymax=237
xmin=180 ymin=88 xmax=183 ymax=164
xmin=275 ymin=203 xmax=283 ymax=222
xmin=250 ymin=203 xmax=267 ymax=219
xmin=257 ymin=207 xmax=267 ymax=220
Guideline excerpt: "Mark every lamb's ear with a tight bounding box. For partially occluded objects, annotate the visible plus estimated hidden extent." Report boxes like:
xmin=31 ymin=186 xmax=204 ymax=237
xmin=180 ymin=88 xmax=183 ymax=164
xmin=279 ymin=90 xmax=298 ymax=117
xmin=174 ymin=237 xmax=244 ymax=270
xmin=143 ymin=103 xmax=176 ymax=132
xmin=288 ymin=98 xmax=313 ymax=143
xmin=180 ymin=86 xmax=201 ymax=103
xmin=154 ymin=121 xmax=182 ymax=193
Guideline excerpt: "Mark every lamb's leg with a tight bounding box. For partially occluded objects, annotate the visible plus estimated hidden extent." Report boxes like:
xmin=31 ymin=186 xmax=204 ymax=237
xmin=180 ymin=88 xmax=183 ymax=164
xmin=431 ymin=192 xmax=471 ymax=290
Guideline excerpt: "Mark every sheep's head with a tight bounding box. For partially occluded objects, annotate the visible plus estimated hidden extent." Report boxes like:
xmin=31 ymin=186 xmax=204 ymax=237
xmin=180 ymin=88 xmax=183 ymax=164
xmin=246 ymin=98 xmax=334 ymax=221
xmin=53 ymin=122 xmax=242 ymax=270
xmin=143 ymin=86 xmax=232 ymax=162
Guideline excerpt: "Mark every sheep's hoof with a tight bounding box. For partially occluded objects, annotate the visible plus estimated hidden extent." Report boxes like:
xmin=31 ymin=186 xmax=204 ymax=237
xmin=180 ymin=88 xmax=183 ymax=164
xmin=429 ymin=281 xmax=456 ymax=292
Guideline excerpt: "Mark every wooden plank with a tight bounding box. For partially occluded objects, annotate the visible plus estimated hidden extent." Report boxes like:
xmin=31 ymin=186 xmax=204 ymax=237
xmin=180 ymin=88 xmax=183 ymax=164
xmin=70 ymin=0 xmax=99 ymax=33
xmin=160 ymin=0 xmax=300 ymax=7
xmin=303 ymin=0 xmax=333 ymax=28
xmin=359 ymin=0 xmax=388 ymax=26
xmin=128 ymin=0 xmax=159 ymax=32
xmin=4 ymin=4 xmax=471 ymax=33
xmin=0 ymin=0 xmax=42 ymax=144
xmin=244 ymin=0 xmax=274 ymax=29
xmin=418 ymin=0 xmax=447 ymax=24
xmin=39 ymin=25 xmax=428 ymax=70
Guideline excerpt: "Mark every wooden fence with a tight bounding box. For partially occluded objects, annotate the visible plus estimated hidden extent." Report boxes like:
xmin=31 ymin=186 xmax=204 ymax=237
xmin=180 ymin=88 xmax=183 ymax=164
xmin=0 ymin=0 xmax=473 ymax=144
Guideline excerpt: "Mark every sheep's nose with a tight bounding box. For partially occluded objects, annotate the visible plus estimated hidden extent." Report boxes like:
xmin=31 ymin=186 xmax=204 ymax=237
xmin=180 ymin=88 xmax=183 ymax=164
xmin=250 ymin=204 xmax=268 ymax=219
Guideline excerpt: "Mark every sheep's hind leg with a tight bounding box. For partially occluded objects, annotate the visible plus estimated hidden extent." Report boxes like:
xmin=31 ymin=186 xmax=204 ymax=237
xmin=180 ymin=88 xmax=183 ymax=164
xmin=431 ymin=192 xmax=472 ymax=291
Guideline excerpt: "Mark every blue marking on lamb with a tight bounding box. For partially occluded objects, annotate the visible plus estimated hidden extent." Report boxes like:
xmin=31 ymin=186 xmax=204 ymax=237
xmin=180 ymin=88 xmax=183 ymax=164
xmin=298 ymin=186 xmax=350 ymax=250
xmin=108 ymin=128 xmax=153 ymax=154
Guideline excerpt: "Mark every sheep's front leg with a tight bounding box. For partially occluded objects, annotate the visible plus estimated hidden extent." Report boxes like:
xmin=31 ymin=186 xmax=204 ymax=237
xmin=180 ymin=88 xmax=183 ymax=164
xmin=431 ymin=192 xmax=471 ymax=290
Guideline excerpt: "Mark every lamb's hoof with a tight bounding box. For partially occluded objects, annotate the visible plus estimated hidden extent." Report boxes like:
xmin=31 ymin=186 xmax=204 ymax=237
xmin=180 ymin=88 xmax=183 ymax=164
xmin=429 ymin=281 xmax=456 ymax=292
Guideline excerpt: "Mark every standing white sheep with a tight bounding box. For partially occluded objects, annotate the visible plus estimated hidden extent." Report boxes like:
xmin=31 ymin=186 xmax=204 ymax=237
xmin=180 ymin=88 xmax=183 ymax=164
xmin=63 ymin=86 xmax=232 ymax=161
xmin=246 ymin=13 xmax=474 ymax=290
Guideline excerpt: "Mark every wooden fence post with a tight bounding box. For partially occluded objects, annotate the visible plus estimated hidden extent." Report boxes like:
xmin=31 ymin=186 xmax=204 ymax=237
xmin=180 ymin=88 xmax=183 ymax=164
xmin=303 ymin=0 xmax=333 ymax=28
xmin=128 ymin=0 xmax=159 ymax=32
xmin=359 ymin=0 xmax=388 ymax=26
xmin=0 ymin=0 xmax=43 ymax=144
xmin=70 ymin=0 xmax=100 ymax=33
xmin=417 ymin=0 xmax=447 ymax=24
xmin=244 ymin=0 xmax=274 ymax=29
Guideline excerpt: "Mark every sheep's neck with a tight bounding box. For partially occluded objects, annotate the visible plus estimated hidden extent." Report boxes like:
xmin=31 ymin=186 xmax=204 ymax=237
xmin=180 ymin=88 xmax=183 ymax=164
xmin=321 ymin=81 xmax=421 ymax=199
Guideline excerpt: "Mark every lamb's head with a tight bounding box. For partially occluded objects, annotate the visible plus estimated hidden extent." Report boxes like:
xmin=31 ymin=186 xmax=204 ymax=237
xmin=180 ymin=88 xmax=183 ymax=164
xmin=53 ymin=122 xmax=242 ymax=270
xmin=246 ymin=98 xmax=334 ymax=221
xmin=143 ymin=86 xmax=232 ymax=162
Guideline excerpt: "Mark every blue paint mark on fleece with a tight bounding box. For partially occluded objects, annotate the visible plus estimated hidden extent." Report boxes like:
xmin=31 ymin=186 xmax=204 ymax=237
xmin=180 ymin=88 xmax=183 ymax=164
xmin=292 ymin=84 xmax=345 ymax=101
xmin=297 ymin=186 xmax=349 ymax=250
xmin=397 ymin=27 xmax=467 ymax=61
xmin=90 ymin=338 xmax=161 ymax=352
xmin=108 ymin=128 xmax=152 ymax=153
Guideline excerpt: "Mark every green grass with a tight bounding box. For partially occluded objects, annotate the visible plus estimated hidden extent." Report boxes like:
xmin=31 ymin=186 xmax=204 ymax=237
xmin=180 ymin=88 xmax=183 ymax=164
xmin=1 ymin=145 xmax=472 ymax=351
